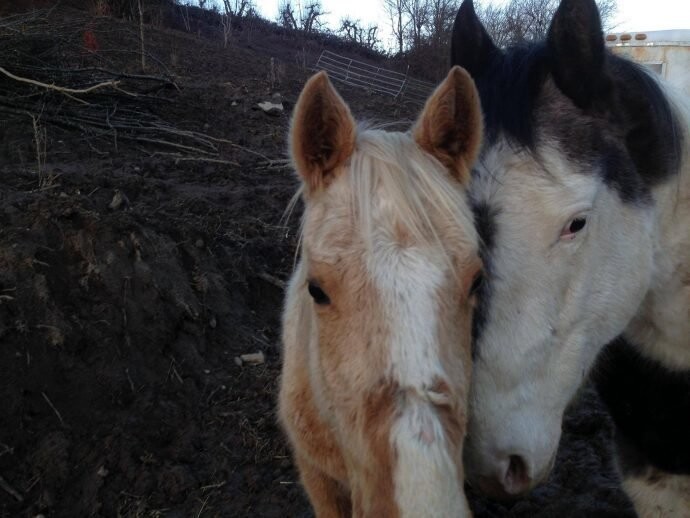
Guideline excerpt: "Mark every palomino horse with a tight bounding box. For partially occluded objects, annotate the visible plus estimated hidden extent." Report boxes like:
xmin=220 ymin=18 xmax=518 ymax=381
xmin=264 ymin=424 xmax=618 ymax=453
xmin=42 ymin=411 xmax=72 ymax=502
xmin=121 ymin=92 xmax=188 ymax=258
xmin=278 ymin=67 xmax=483 ymax=517
xmin=451 ymin=0 xmax=690 ymax=514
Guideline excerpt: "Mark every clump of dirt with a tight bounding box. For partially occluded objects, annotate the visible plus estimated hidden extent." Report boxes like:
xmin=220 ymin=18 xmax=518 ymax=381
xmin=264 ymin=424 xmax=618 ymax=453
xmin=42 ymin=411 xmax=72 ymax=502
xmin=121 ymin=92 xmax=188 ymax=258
xmin=0 ymin=6 xmax=634 ymax=517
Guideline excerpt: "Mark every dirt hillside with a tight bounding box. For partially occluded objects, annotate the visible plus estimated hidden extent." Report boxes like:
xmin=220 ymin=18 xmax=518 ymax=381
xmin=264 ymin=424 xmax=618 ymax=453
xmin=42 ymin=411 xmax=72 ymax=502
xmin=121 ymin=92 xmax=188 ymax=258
xmin=0 ymin=5 xmax=634 ymax=517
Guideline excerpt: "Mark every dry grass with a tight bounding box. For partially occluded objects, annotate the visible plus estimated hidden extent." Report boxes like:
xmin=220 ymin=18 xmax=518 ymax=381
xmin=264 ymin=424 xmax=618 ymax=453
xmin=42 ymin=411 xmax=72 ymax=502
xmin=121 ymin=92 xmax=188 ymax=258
xmin=30 ymin=115 xmax=58 ymax=190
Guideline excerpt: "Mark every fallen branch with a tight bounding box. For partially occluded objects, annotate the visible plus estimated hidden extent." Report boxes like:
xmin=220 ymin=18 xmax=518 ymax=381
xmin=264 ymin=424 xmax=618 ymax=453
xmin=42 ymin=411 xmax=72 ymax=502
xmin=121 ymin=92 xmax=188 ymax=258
xmin=0 ymin=475 xmax=23 ymax=502
xmin=0 ymin=443 xmax=13 ymax=457
xmin=149 ymin=153 xmax=240 ymax=166
xmin=203 ymin=135 xmax=272 ymax=162
xmin=0 ymin=66 xmax=125 ymax=96
xmin=41 ymin=391 xmax=67 ymax=428
xmin=257 ymin=271 xmax=286 ymax=289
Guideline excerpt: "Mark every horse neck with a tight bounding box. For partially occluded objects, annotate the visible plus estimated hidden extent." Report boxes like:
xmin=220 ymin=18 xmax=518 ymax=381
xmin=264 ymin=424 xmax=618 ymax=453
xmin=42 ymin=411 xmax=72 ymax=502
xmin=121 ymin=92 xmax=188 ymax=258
xmin=626 ymin=87 xmax=690 ymax=370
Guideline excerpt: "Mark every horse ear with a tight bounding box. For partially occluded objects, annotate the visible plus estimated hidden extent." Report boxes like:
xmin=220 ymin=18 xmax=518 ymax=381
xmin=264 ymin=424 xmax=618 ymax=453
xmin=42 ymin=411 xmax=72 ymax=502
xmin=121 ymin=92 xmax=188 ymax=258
xmin=414 ymin=66 xmax=483 ymax=185
xmin=290 ymin=71 xmax=356 ymax=194
xmin=547 ymin=0 xmax=609 ymax=108
xmin=450 ymin=0 xmax=499 ymax=77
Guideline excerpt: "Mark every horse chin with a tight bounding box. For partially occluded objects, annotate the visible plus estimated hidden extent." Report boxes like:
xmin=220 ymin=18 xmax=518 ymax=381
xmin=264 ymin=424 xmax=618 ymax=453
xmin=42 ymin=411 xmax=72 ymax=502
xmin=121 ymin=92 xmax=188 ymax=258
xmin=467 ymin=451 xmax=556 ymax=501
xmin=472 ymin=476 xmax=532 ymax=501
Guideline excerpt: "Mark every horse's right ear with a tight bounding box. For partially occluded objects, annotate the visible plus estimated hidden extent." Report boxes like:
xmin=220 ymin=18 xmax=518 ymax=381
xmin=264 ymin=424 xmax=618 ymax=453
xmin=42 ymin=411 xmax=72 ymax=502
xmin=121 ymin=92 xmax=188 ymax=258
xmin=547 ymin=0 xmax=608 ymax=109
xmin=451 ymin=0 xmax=499 ymax=77
xmin=414 ymin=66 xmax=483 ymax=185
xmin=290 ymin=71 xmax=356 ymax=195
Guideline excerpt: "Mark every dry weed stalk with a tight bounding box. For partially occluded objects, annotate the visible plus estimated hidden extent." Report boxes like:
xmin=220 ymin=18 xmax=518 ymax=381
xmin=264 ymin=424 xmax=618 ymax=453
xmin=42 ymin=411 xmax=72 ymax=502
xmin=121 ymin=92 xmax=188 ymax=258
xmin=179 ymin=4 xmax=191 ymax=32
xmin=30 ymin=115 xmax=57 ymax=189
xmin=221 ymin=1 xmax=233 ymax=48
xmin=138 ymin=0 xmax=146 ymax=71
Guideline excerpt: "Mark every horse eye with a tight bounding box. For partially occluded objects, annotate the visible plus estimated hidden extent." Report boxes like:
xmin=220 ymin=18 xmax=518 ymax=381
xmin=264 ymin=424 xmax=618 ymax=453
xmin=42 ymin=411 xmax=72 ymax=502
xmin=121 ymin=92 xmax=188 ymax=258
xmin=308 ymin=281 xmax=330 ymax=305
xmin=469 ymin=272 xmax=484 ymax=296
xmin=569 ymin=217 xmax=587 ymax=233
xmin=561 ymin=216 xmax=587 ymax=239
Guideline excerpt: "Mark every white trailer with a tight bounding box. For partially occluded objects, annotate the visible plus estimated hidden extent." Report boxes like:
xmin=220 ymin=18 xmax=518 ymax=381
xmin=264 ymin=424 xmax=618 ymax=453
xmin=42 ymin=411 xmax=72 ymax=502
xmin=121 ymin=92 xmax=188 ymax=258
xmin=605 ymin=30 xmax=690 ymax=96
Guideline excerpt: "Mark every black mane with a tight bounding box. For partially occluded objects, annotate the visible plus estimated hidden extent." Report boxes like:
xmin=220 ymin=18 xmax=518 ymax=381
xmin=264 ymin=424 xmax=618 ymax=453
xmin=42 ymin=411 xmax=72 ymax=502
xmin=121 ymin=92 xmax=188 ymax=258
xmin=608 ymin=54 xmax=684 ymax=187
xmin=470 ymin=42 xmax=548 ymax=148
xmin=471 ymin=42 xmax=684 ymax=191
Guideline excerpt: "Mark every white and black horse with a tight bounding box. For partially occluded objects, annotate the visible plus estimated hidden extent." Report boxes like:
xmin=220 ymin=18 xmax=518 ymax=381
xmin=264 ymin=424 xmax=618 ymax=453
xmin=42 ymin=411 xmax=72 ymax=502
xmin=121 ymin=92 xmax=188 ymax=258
xmin=451 ymin=0 xmax=690 ymax=514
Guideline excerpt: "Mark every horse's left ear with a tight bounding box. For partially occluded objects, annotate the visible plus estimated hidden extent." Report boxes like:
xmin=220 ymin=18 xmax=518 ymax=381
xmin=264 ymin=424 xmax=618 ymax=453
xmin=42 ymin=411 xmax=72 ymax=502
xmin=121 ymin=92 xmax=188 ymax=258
xmin=547 ymin=0 xmax=610 ymax=109
xmin=451 ymin=0 xmax=499 ymax=78
xmin=290 ymin=71 xmax=356 ymax=195
xmin=414 ymin=66 xmax=482 ymax=185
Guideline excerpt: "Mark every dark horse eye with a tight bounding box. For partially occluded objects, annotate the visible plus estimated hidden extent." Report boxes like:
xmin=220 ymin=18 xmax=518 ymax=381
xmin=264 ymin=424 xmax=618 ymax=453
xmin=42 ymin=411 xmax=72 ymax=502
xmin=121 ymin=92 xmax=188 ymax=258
xmin=569 ymin=217 xmax=587 ymax=233
xmin=561 ymin=216 xmax=587 ymax=240
xmin=469 ymin=272 xmax=484 ymax=296
xmin=308 ymin=281 xmax=330 ymax=305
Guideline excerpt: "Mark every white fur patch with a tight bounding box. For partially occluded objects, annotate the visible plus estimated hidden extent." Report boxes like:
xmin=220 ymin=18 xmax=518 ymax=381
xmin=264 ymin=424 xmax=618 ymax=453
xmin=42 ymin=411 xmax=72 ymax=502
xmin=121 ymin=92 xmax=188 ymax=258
xmin=367 ymin=239 xmax=469 ymax=517
xmin=623 ymin=472 xmax=690 ymax=518
xmin=369 ymin=242 xmax=447 ymax=388
xmin=391 ymin=399 xmax=470 ymax=518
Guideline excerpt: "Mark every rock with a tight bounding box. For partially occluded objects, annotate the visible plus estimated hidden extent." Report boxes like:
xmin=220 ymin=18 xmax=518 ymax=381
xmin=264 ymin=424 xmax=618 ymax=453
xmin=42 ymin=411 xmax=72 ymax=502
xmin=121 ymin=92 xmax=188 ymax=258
xmin=109 ymin=190 xmax=129 ymax=210
xmin=239 ymin=351 xmax=265 ymax=365
xmin=97 ymin=466 xmax=109 ymax=477
xmin=257 ymin=101 xmax=283 ymax=116
xmin=233 ymin=356 xmax=243 ymax=367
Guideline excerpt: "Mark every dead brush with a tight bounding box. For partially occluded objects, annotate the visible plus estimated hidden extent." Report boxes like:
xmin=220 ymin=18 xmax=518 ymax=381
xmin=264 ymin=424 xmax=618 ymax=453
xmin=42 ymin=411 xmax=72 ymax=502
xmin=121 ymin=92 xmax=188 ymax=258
xmin=30 ymin=115 xmax=58 ymax=189
xmin=295 ymin=46 xmax=307 ymax=71
xmin=268 ymin=57 xmax=286 ymax=91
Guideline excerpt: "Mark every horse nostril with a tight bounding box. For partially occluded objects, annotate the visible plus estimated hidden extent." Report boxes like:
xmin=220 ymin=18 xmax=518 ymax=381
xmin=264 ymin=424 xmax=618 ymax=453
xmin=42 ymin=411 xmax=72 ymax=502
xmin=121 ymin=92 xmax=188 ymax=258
xmin=502 ymin=455 xmax=531 ymax=495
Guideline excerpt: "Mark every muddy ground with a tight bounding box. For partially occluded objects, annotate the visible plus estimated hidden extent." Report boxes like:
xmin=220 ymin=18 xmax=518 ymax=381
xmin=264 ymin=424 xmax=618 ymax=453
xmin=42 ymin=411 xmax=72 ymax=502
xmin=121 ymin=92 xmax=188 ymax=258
xmin=0 ymin=6 xmax=636 ymax=517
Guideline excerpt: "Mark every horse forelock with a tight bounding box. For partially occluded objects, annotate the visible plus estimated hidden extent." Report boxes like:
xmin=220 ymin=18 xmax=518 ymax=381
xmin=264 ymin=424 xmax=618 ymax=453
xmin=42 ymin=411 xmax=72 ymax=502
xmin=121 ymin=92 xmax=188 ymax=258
xmin=351 ymin=129 xmax=476 ymax=258
xmin=292 ymin=127 xmax=478 ymax=277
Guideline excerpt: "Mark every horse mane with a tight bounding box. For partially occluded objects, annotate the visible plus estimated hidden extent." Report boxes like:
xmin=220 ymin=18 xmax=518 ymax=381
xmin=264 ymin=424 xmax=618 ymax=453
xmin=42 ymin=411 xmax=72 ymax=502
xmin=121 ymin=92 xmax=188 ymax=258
xmin=283 ymin=125 xmax=476 ymax=272
xmin=609 ymin=54 xmax=685 ymax=185
xmin=349 ymin=127 xmax=476 ymax=254
xmin=471 ymin=42 xmax=548 ymax=149
xmin=472 ymin=42 xmax=686 ymax=189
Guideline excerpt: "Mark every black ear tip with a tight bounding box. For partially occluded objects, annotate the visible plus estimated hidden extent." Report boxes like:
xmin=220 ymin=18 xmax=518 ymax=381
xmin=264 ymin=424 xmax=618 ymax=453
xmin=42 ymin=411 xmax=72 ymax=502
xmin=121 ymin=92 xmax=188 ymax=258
xmin=549 ymin=0 xmax=604 ymax=44
xmin=456 ymin=0 xmax=478 ymax=24
xmin=552 ymin=0 xmax=602 ymax=25
xmin=460 ymin=0 xmax=475 ymax=13
xmin=547 ymin=0 xmax=607 ymax=108
xmin=451 ymin=0 xmax=499 ymax=77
